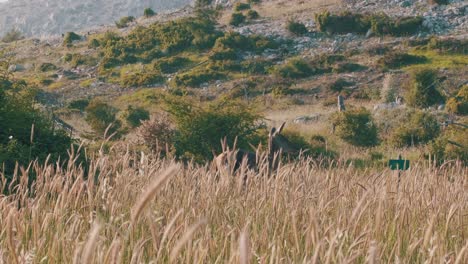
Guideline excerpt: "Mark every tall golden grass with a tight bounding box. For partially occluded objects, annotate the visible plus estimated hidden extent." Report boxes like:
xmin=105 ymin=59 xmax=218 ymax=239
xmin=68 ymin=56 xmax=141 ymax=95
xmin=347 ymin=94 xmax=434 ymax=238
xmin=0 ymin=149 xmax=467 ymax=263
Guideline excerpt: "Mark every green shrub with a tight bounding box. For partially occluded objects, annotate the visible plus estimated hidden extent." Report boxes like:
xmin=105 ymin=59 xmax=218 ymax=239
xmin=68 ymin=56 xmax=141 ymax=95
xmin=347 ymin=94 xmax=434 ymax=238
xmin=406 ymin=68 xmax=444 ymax=108
xmin=144 ymin=8 xmax=156 ymax=17
xmin=378 ymin=53 xmax=427 ymax=69
xmin=85 ymin=99 xmax=121 ymax=136
xmin=429 ymin=126 xmax=467 ymax=165
xmin=446 ymin=85 xmax=468 ymax=115
xmin=88 ymin=38 xmax=100 ymax=49
xmin=68 ymin=54 xmax=98 ymax=67
xmin=287 ymin=20 xmax=308 ymax=36
xmin=173 ymin=67 xmax=225 ymax=87
xmin=68 ymin=99 xmax=90 ymax=112
xmin=331 ymin=108 xmax=379 ymax=147
xmin=213 ymin=32 xmax=278 ymax=54
xmin=230 ymin=12 xmax=246 ymax=26
xmin=315 ymin=11 xmax=423 ymax=36
xmin=152 ymin=57 xmax=191 ymax=74
xmin=63 ymin=32 xmax=81 ymax=46
xmin=234 ymin=3 xmax=251 ymax=11
xmin=427 ymin=37 xmax=468 ymax=55
xmin=247 ymin=10 xmax=260 ymax=19
xmin=390 ymin=110 xmax=440 ymax=147
xmin=115 ymin=16 xmax=135 ymax=28
xmin=275 ymin=58 xmax=315 ymax=79
xmin=248 ymin=0 xmax=261 ymax=4
xmin=120 ymin=68 xmax=165 ymax=87
xmin=329 ymin=78 xmax=354 ymax=92
xmin=332 ymin=62 xmax=367 ymax=73
xmin=315 ymin=11 xmax=369 ymax=34
xmin=38 ymin=63 xmax=57 ymax=72
xmin=0 ymin=57 xmax=72 ymax=178
xmin=124 ymin=106 xmax=150 ymax=128
xmin=164 ymin=97 xmax=262 ymax=162
xmin=1 ymin=28 xmax=24 ymax=43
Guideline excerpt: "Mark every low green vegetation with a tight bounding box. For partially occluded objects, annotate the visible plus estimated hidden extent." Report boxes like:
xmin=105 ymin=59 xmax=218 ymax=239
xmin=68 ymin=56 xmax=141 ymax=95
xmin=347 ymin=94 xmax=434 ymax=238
xmin=287 ymin=20 xmax=308 ymax=36
xmin=85 ymin=99 xmax=121 ymax=137
xmin=315 ymin=11 xmax=423 ymax=36
xmin=115 ymin=16 xmax=135 ymax=28
xmin=405 ymin=68 xmax=445 ymax=108
xmin=331 ymin=108 xmax=379 ymax=147
xmin=390 ymin=110 xmax=440 ymax=147
xmin=124 ymin=105 xmax=150 ymax=128
xmin=144 ymin=8 xmax=156 ymax=17
xmin=230 ymin=12 xmax=246 ymax=26
xmin=378 ymin=52 xmax=427 ymax=69
xmin=63 ymin=32 xmax=81 ymax=46
xmin=446 ymin=85 xmax=468 ymax=115
xmin=1 ymin=28 xmax=24 ymax=43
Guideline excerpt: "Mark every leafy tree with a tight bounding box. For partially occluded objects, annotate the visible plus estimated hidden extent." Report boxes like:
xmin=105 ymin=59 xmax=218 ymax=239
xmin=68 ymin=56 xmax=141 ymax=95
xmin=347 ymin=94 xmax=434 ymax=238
xmin=331 ymin=108 xmax=379 ymax=147
xmin=85 ymin=99 xmax=121 ymax=136
xmin=164 ymin=97 xmax=262 ymax=162
xmin=390 ymin=110 xmax=440 ymax=147
xmin=406 ymin=69 xmax=444 ymax=108
xmin=144 ymin=8 xmax=156 ymax=17
xmin=125 ymin=106 xmax=150 ymax=128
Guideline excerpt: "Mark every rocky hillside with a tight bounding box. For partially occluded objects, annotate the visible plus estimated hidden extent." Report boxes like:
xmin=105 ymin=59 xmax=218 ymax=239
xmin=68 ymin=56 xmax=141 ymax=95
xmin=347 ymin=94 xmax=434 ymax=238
xmin=0 ymin=0 xmax=192 ymax=37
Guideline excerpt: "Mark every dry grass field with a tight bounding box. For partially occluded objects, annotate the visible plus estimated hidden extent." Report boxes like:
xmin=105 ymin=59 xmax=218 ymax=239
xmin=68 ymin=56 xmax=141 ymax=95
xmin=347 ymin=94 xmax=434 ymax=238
xmin=0 ymin=148 xmax=466 ymax=263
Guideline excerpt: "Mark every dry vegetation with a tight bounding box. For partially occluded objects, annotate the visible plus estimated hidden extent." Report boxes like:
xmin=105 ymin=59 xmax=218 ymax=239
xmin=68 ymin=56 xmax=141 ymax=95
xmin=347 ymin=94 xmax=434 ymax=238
xmin=0 ymin=147 xmax=467 ymax=263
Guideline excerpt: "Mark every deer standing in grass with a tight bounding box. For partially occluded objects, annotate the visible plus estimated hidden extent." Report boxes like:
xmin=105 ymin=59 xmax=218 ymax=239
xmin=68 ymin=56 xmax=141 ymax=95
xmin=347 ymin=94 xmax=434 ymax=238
xmin=214 ymin=122 xmax=297 ymax=178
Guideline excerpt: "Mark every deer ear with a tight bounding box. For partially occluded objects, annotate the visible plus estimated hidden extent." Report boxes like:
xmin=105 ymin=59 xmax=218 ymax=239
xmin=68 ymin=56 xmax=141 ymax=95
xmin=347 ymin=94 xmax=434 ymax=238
xmin=269 ymin=127 xmax=276 ymax=138
xmin=277 ymin=122 xmax=286 ymax=134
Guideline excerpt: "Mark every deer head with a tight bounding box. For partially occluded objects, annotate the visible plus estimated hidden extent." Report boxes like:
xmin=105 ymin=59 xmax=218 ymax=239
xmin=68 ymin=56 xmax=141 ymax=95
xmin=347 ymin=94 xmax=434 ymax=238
xmin=267 ymin=122 xmax=297 ymax=158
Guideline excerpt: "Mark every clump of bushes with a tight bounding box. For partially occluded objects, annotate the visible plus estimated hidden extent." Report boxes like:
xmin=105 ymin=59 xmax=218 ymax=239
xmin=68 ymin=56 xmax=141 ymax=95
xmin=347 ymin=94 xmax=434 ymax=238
xmin=85 ymin=99 xmax=121 ymax=136
xmin=331 ymin=108 xmax=379 ymax=147
xmin=173 ymin=67 xmax=225 ymax=87
xmin=124 ymin=106 xmax=150 ymax=128
xmin=247 ymin=10 xmax=260 ymax=19
xmin=234 ymin=2 xmax=251 ymax=11
xmin=390 ymin=110 xmax=440 ymax=147
xmin=287 ymin=20 xmax=308 ymax=36
xmin=120 ymin=68 xmax=164 ymax=87
xmin=213 ymin=32 xmax=278 ymax=54
xmin=163 ymin=97 xmax=262 ymax=161
xmin=63 ymin=32 xmax=81 ymax=46
xmin=446 ymin=85 xmax=468 ymax=115
xmin=152 ymin=57 xmax=191 ymax=74
xmin=378 ymin=52 xmax=427 ymax=69
xmin=144 ymin=8 xmax=156 ymax=17
xmin=315 ymin=11 xmax=423 ymax=36
xmin=275 ymin=58 xmax=315 ymax=79
xmin=427 ymin=37 xmax=468 ymax=55
xmin=38 ymin=63 xmax=57 ymax=72
xmin=65 ymin=54 xmax=98 ymax=67
xmin=115 ymin=16 xmax=135 ymax=28
xmin=230 ymin=12 xmax=246 ymax=27
xmin=430 ymin=126 xmax=467 ymax=165
xmin=406 ymin=68 xmax=445 ymax=108
xmin=68 ymin=98 xmax=90 ymax=112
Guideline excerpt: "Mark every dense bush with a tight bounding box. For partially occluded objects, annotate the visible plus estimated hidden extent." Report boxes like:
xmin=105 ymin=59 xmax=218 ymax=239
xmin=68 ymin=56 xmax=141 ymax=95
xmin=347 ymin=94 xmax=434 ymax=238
xmin=173 ymin=67 xmax=225 ymax=87
xmin=38 ymin=63 xmax=58 ymax=72
xmin=378 ymin=53 xmax=427 ymax=69
xmin=287 ymin=21 xmax=308 ymax=36
xmin=430 ymin=126 xmax=467 ymax=165
xmin=213 ymin=32 xmax=278 ymax=54
xmin=120 ymin=68 xmax=165 ymax=87
xmin=0 ymin=54 xmax=72 ymax=178
xmin=331 ymin=108 xmax=379 ymax=147
xmin=68 ymin=98 xmax=90 ymax=112
xmin=144 ymin=8 xmax=156 ymax=17
xmin=67 ymin=54 xmax=99 ymax=67
xmin=234 ymin=3 xmax=251 ymax=11
xmin=63 ymin=32 xmax=82 ymax=46
xmin=427 ymin=37 xmax=468 ymax=55
xmin=406 ymin=68 xmax=444 ymax=108
xmin=446 ymin=85 xmax=468 ymax=115
xmin=115 ymin=16 xmax=135 ymax=29
xmin=124 ymin=106 xmax=150 ymax=128
xmin=85 ymin=99 xmax=121 ymax=136
xmin=164 ymin=97 xmax=262 ymax=161
xmin=390 ymin=110 xmax=440 ymax=147
xmin=275 ymin=58 xmax=316 ymax=79
xmin=152 ymin=57 xmax=191 ymax=74
xmin=1 ymin=28 xmax=24 ymax=43
xmin=315 ymin=11 xmax=423 ymax=36
xmin=247 ymin=10 xmax=260 ymax=19
xmin=230 ymin=12 xmax=246 ymax=27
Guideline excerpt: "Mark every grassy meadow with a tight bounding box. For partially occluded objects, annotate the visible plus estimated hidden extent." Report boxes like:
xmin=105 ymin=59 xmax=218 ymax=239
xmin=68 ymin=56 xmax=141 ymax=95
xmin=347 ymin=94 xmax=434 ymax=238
xmin=0 ymin=148 xmax=466 ymax=263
